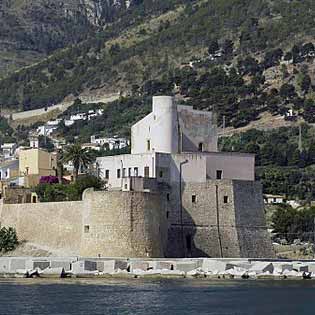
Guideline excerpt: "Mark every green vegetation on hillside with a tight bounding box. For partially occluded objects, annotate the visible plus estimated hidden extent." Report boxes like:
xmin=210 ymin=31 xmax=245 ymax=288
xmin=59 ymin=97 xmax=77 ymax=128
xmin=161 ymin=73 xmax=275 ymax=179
xmin=272 ymin=204 xmax=315 ymax=243
xmin=56 ymin=97 xmax=151 ymax=142
xmin=221 ymin=126 xmax=315 ymax=200
xmin=2 ymin=0 xmax=315 ymax=131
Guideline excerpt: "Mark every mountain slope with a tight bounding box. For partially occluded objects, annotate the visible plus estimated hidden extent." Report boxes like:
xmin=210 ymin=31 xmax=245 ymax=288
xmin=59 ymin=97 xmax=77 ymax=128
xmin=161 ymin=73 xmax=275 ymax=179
xmin=0 ymin=0 xmax=139 ymax=77
xmin=2 ymin=0 xmax=315 ymax=128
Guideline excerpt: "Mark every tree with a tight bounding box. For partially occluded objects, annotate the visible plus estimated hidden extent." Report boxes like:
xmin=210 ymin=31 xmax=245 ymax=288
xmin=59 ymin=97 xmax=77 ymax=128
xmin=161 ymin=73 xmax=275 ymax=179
xmin=280 ymin=83 xmax=296 ymax=99
xmin=222 ymin=39 xmax=234 ymax=55
xmin=208 ymin=40 xmax=219 ymax=55
xmin=300 ymin=75 xmax=311 ymax=93
xmin=62 ymin=144 xmax=95 ymax=182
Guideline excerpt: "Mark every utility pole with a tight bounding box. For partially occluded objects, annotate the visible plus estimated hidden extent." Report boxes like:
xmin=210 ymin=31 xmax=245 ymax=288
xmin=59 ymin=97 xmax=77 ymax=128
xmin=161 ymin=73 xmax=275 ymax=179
xmin=222 ymin=115 xmax=226 ymax=135
xmin=298 ymin=123 xmax=303 ymax=153
xmin=179 ymin=159 xmax=189 ymax=257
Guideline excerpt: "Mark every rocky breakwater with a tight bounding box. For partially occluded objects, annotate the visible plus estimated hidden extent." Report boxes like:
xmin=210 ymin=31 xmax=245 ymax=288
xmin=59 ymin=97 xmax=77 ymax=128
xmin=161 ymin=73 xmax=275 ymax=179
xmin=2 ymin=257 xmax=315 ymax=280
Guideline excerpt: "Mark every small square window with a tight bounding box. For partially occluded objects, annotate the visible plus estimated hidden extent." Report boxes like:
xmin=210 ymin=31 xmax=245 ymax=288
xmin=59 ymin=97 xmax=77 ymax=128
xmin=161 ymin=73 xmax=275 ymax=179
xmin=216 ymin=170 xmax=223 ymax=180
xmin=105 ymin=170 xmax=110 ymax=179
xmin=224 ymin=196 xmax=229 ymax=204
xmin=84 ymin=225 xmax=90 ymax=233
xmin=192 ymin=195 xmax=197 ymax=203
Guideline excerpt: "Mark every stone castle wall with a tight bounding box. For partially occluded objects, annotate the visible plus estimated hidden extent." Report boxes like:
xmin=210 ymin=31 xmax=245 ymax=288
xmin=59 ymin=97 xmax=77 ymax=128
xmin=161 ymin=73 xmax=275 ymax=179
xmin=0 ymin=181 xmax=273 ymax=258
xmin=0 ymin=189 xmax=166 ymax=258
xmin=166 ymin=180 xmax=274 ymax=258
xmin=0 ymin=199 xmax=83 ymax=254
xmin=80 ymin=190 xmax=167 ymax=257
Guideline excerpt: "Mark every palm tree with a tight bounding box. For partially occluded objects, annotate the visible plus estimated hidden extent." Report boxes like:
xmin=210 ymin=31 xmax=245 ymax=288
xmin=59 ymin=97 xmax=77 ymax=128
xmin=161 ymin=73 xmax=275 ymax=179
xmin=56 ymin=149 xmax=64 ymax=184
xmin=62 ymin=144 xmax=95 ymax=182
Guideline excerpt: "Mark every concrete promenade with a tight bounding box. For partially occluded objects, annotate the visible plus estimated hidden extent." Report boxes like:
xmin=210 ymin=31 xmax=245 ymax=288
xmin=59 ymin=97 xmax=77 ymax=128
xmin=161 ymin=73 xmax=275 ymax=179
xmin=1 ymin=257 xmax=315 ymax=280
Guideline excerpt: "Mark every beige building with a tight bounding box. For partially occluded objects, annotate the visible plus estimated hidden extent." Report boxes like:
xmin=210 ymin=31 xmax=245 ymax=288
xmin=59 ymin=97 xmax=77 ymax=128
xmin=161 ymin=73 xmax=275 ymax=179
xmin=19 ymin=149 xmax=57 ymax=187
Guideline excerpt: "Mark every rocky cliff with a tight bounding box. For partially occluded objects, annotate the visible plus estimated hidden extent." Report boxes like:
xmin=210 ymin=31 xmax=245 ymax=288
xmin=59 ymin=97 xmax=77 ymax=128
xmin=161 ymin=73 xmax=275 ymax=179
xmin=0 ymin=0 xmax=132 ymax=77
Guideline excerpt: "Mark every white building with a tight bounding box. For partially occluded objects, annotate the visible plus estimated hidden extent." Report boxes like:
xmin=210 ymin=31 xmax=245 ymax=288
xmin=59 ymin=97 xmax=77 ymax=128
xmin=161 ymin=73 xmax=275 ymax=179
xmin=70 ymin=113 xmax=87 ymax=121
xmin=97 ymin=96 xmax=254 ymax=189
xmin=91 ymin=136 xmax=129 ymax=150
xmin=264 ymin=194 xmax=285 ymax=204
xmin=64 ymin=120 xmax=75 ymax=127
xmin=1 ymin=143 xmax=17 ymax=160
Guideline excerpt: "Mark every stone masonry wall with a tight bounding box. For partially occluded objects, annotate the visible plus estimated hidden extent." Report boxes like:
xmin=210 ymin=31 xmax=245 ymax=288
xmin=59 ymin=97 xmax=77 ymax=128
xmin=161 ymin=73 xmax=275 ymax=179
xmin=0 ymin=190 xmax=166 ymax=258
xmin=0 ymin=200 xmax=83 ymax=255
xmin=166 ymin=180 xmax=274 ymax=258
xmin=80 ymin=190 xmax=167 ymax=257
xmin=233 ymin=181 xmax=275 ymax=258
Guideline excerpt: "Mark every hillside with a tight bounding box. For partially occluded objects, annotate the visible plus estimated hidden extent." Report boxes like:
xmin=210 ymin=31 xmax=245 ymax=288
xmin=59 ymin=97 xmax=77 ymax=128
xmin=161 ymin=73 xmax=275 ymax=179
xmin=0 ymin=0 xmax=169 ymax=78
xmin=2 ymin=0 xmax=315 ymax=128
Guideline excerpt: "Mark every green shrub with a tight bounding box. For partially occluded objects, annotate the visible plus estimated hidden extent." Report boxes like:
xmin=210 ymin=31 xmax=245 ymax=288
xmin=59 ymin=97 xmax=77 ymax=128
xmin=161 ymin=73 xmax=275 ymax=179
xmin=0 ymin=227 xmax=18 ymax=253
xmin=35 ymin=175 xmax=104 ymax=202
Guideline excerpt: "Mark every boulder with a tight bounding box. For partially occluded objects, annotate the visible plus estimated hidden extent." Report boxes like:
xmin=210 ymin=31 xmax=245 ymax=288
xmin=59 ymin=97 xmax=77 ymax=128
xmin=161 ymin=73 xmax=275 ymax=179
xmin=33 ymin=261 xmax=50 ymax=271
xmin=41 ymin=267 xmax=64 ymax=277
xmin=226 ymin=261 xmax=251 ymax=270
xmin=130 ymin=261 xmax=149 ymax=272
xmin=72 ymin=261 xmax=97 ymax=274
xmin=114 ymin=260 xmax=128 ymax=271
xmin=0 ymin=258 xmax=11 ymax=273
xmin=155 ymin=261 xmax=176 ymax=271
xmin=201 ymin=260 xmax=227 ymax=273
xmin=99 ymin=260 xmax=115 ymax=274
xmin=249 ymin=262 xmax=274 ymax=274
xmin=175 ymin=261 xmax=198 ymax=273
xmin=51 ymin=261 xmax=72 ymax=271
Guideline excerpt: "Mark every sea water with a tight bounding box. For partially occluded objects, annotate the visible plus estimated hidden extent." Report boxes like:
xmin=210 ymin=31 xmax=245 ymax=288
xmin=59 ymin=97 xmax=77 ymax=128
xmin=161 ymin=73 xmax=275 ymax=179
xmin=0 ymin=278 xmax=314 ymax=315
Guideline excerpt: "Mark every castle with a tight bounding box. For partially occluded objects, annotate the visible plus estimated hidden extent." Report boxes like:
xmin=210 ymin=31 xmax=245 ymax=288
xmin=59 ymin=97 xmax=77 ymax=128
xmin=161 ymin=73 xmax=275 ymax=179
xmin=0 ymin=96 xmax=274 ymax=258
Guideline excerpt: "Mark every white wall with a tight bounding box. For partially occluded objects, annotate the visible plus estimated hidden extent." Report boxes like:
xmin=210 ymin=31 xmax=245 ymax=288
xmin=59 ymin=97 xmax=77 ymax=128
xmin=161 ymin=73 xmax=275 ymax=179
xmin=205 ymin=152 xmax=255 ymax=181
xmin=97 ymin=153 xmax=157 ymax=188
xmin=131 ymin=96 xmax=179 ymax=155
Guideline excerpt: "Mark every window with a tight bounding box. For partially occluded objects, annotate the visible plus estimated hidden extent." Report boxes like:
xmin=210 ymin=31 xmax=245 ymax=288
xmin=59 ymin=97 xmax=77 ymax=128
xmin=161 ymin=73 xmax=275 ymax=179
xmin=216 ymin=170 xmax=223 ymax=180
xmin=224 ymin=196 xmax=229 ymax=204
xmin=198 ymin=142 xmax=203 ymax=152
xmin=117 ymin=169 xmax=121 ymax=178
xmin=105 ymin=170 xmax=110 ymax=179
xmin=147 ymin=140 xmax=151 ymax=151
xmin=166 ymin=211 xmax=169 ymax=219
xmin=84 ymin=225 xmax=90 ymax=233
xmin=144 ymin=166 xmax=150 ymax=177
xmin=128 ymin=168 xmax=132 ymax=177
xmin=32 ymin=196 xmax=37 ymax=203
xmin=159 ymin=171 xmax=163 ymax=178
xmin=124 ymin=184 xmax=128 ymax=190
xmin=167 ymin=193 xmax=170 ymax=201
xmin=134 ymin=167 xmax=139 ymax=177
xmin=122 ymin=168 xmax=126 ymax=178
xmin=192 ymin=195 xmax=197 ymax=203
